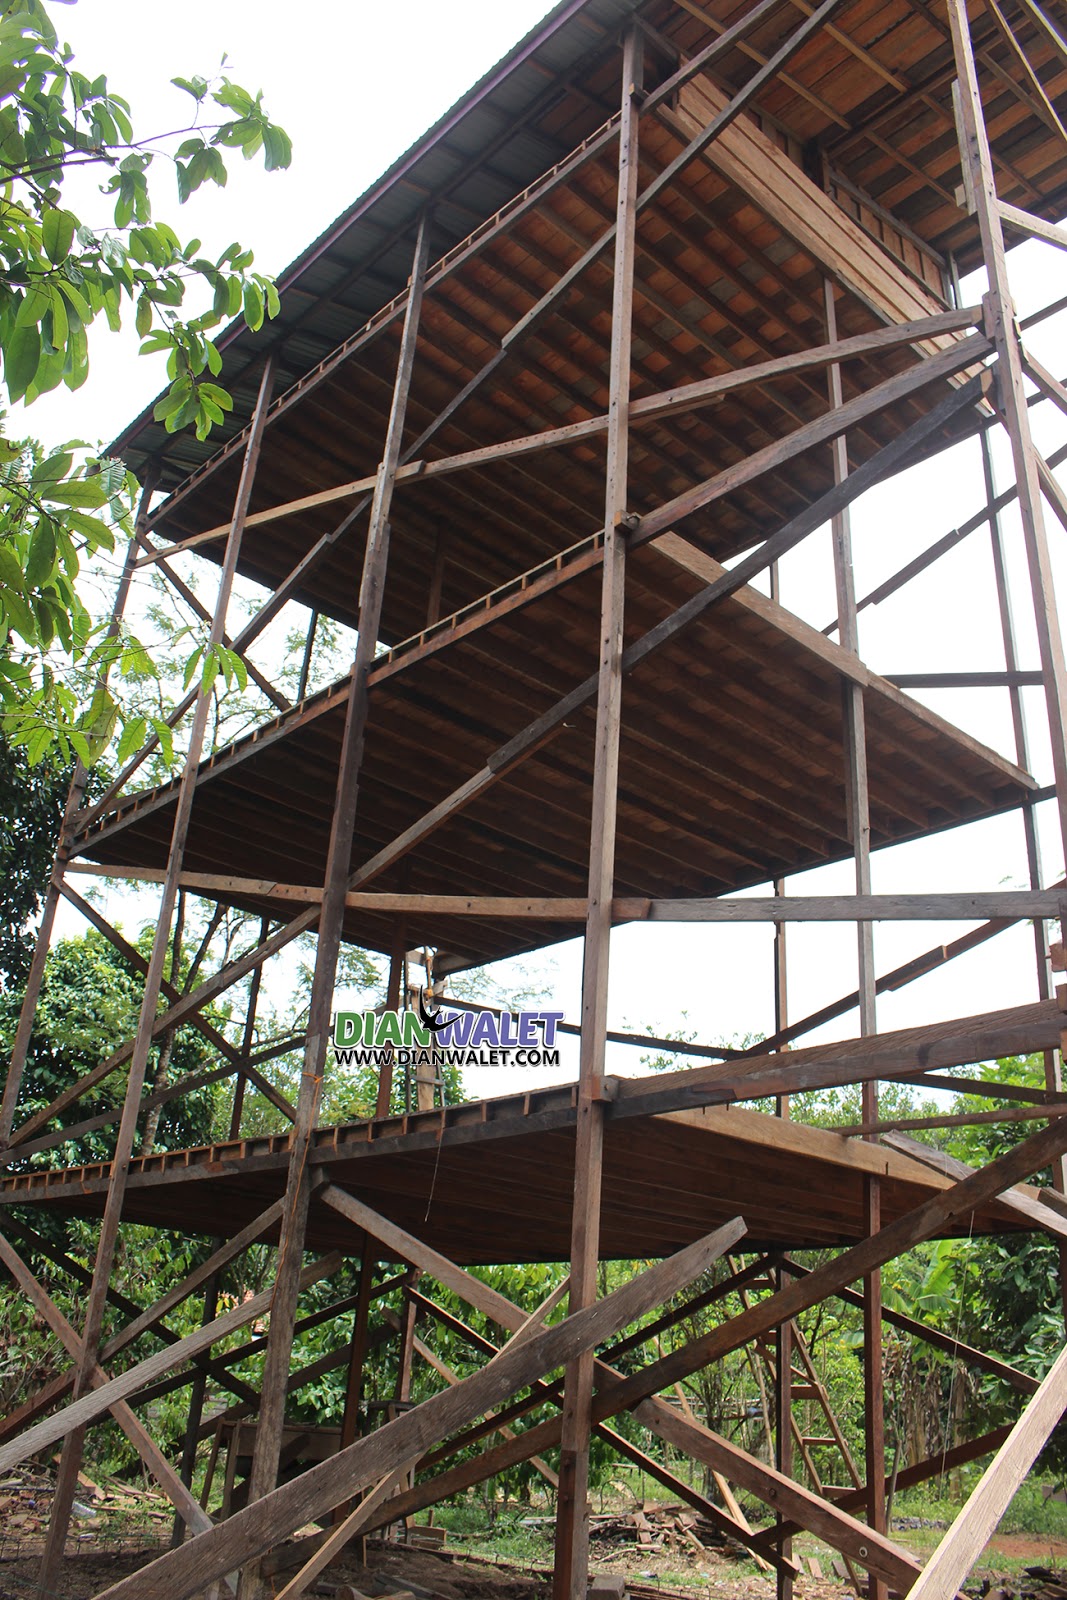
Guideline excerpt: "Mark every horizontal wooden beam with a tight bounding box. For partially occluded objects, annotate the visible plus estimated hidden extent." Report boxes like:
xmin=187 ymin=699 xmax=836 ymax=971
xmin=66 ymin=880 xmax=1062 ymax=925
xmin=885 ymin=670 xmax=1043 ymax=688
xmin=841 ymin=1100 xmax=1067 ymax=1137
xmin=620 ymin=891 xmax=1065 ymax=921
xmin=998 ymin=199 xmax=1067 ymax=253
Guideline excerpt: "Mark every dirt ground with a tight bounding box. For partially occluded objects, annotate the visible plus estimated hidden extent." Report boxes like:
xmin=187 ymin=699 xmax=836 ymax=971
xmin=5 ymin=1528 xmax=1067 ymax=1600
xmin=0 ymin=1538 xmax=846 ymax=1600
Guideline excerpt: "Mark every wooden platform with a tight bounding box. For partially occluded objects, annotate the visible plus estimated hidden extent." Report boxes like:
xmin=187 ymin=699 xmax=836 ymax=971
xmin=71 ymin=543 xmax=1035 ymax=970
xmin=6 ymin=998 xmax=1061 ymax=1262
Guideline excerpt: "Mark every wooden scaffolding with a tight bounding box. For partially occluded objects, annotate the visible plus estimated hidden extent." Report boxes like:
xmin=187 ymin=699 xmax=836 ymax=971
xmin=6 ymin=0 xmax=1067 ymax=1595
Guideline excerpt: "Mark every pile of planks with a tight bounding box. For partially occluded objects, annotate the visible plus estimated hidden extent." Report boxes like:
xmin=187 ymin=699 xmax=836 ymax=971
xmin=587 ymin=1500 xmax=724 ymax=1555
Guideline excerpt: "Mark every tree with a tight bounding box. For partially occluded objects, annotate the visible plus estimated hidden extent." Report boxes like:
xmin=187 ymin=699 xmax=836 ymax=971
xmin=0 ymin=726 xmax=67 ymax=982
xmin=0 ymin=0 xmax=291 ymax=766
xmin=0 ymin=924 xmax=224 ymax=1167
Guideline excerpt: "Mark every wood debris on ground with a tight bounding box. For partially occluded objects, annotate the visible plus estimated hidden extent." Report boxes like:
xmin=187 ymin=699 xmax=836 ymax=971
xmin=972 ymin=1568 xmax=1067 ymax=1600
xmin=0 ymin=1465 xmax=171 ymax=1564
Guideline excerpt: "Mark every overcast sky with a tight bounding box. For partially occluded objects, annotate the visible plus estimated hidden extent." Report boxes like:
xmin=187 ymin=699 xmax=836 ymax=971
xmin=38 ymin=0 xmax=1067 ymax=1094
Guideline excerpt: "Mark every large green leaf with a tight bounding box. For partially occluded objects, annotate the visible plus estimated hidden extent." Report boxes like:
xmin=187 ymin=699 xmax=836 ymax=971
xmin=5 ymin=321 xmax=40 ymax=400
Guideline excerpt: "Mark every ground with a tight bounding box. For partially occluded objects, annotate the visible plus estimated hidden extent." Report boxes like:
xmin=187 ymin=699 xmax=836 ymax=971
xmin=4 ymin=1477 xmax=1067 ymax=1600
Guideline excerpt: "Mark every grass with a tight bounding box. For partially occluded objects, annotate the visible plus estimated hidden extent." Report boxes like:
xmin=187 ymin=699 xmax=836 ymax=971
xmin=424 ymin=1473 xmax=1067 ymax=1589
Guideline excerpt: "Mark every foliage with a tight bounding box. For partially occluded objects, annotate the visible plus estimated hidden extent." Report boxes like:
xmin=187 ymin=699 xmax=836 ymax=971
xmin=0 ymin=723 xmax=67 ymax=981
xmin=0 ymin=925 xmax=222 ymax=1166
xmin=0 ymin=0 xmax=289 ymax=765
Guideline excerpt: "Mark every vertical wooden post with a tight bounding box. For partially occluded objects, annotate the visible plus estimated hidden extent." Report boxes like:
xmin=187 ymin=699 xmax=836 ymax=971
xmin=170 ymin=1275 xmax=221 ymax=1549
xmin=375 ymin=922 xmax=408 ymax=1119
xmin=948 ymin=0 xmax=1067 ymax=853
xmin=948 ymin=0 xmax=1067 ymax=1326
xmin=0 ymin=470 xmax=157 ymax=1148
xmin=553 ymin=30 xmax=642 ymax=1600
xmin=339 ymin=1246 xmax=376 ymax=1457
xmin=775 ymin=1293 xmax=794 ymax=1600
xmin=239 ymin=221 xmax=429 ymax=1567
xmin=426 ymin=527 xmax=446 ymax=627
xmin=37 ymin=358 xmax=274 ymax=1597
xmin=394 ymin=1275 xmax=418 ymax=1407
xmin=228 ymin=917 xmax=271 ymax=1142
xmin=824 ymin=277 xmax=885 ymax=1594
xmin=296 ymin=611 xmax=319 ymax=701
xmin=171 ymin=923 xmax=272 ymax=1550
xmin=979 ymin=427 xmax=1066 ymax=1211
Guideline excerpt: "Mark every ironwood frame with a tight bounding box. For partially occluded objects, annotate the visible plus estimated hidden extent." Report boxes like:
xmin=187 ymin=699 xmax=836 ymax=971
xmin=5 ymin=2 xmax=1067 ymax=1597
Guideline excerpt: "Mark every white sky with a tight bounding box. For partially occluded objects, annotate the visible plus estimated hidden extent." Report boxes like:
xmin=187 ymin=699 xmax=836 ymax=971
xmin=34 ymin=0 xmax=1067 ymax=1099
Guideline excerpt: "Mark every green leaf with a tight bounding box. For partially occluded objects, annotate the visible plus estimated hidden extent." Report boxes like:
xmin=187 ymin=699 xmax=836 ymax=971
xmin=172 ymin=74 xmax=208 ymax=101
xmin=182 ymin=645 xmax=203 ymax=690
xmin=16 ymin=283 xmax=51 ymax=329
xmin=135 ymin=293 xmax=152 ymax=338
xmin=42 ymin=207 xmax=76 ymax=265
xmin=5 ymin=320 xmax=40 ymax=401
xmin=55 ymin=276 xmax=91 ymax=322
xmin=242 ymin=279 xmax=263 ymax=332
xmin=25 ymin=519 xmax=56 ymax=587
xmin=32 ymin=449 xmax=73 ymax=486
xmin=40 ymin=478 xmax=106 ymax=509
xmin=263 ymin=123 xmax=292 ymax=172
xmin=1 ymin=582 xmax=36 ymax=643
xmin=0 ymin=543 xmax=26 ymax=591
xmin=47 ymin=281 xmax=68 ymax=353
xmin=116 ymin=714 xmax=146 ymax=764
xmin=150 ymin=716 xmax=174 ymax=765
xmin=65 ymin=509 xmax=114 ymax=550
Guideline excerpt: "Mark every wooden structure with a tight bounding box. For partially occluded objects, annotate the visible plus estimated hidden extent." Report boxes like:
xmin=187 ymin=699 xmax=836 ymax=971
xmin=6 ymin=0 xmax=1067 ymax=1595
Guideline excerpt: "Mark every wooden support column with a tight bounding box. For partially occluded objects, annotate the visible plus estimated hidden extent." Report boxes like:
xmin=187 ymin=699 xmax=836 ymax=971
xmin=978 ymin=421 xmax=1067 ymax=1215
xmin=374 ymin=924 xmax=407 ymax=1119
xmin=228 ymin=917 xmax=271 ymax=1143
xmin=554 ymin=31 xmax=641 ymax=1600
xmin=948 ymin=0 xmax=1067 ymax=853
xmin=172 ymin=930 xmax=271 ymax=1550
xmin=240 ymin=221 xmax=429 ymax=1565
xmin=37 ymin=359 xmax=274 ymax=1597
xmin=824 ymin=276 xmax=884 ymax=1591
xmin=296 ymin=610 xmax=319 ymax=702
xmin=948 ymin=0 xmax=1067 ymax=1334
xmin=0 ymin=470 xmax=157 ymax=1149
xmin=776 ymin=1294 xmax=794 ymax=1600
xmin=339 ymin=1246 xmax=376 ymax=1455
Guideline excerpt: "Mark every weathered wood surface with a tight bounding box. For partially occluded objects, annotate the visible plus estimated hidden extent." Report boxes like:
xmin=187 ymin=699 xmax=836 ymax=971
xmin=611 ymin=999 xmax=1066 ymax=1117
xmin=906 ymin=1338 xmax=1067 ymax=1600
xmin=0 ymin=1253 xmax=342 ymax=1474
xmin=92 ymin=1221 xmax=745 ymax=1599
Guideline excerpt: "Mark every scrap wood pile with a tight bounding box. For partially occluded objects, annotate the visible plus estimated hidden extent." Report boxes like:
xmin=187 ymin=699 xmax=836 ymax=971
xmin=0 ymin=1465 xmax=170 ymax=1561
xmin=587 ymin=1501 xmax=736 ymax=1555
xmin=972 ymin=1570 xmax=1067 ymax=1600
